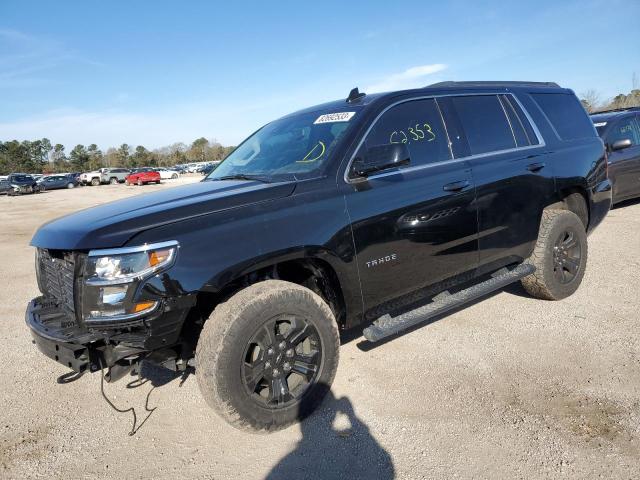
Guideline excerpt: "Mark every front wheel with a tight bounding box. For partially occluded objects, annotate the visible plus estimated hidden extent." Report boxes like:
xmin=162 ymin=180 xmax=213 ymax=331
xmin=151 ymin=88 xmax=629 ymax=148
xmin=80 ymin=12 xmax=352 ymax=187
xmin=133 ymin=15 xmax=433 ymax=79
xmin=67 ymin=183 xmax=75 ymax=189
xmin=137 ymin=179 xmax=143 ymax=186
xmin=521 ymin=210 xmax=588 ymax=300
xmin=196 ymin=280 xmax=340 ymax=432
xmin=91 ymin=178 xmax=100 ymax=186
xmin=171 ymin=173 xmax=178 ymax=179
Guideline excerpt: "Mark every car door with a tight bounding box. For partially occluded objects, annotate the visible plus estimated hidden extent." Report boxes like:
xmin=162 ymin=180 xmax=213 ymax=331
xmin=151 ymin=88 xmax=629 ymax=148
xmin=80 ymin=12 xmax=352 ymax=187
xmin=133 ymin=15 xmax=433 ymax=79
xmin=606 ymin=115 xmax=640 ymax=201
xmin=440 ymin=93 xmax=555 ymax=269
xmin=342 ymin=97 xmax=479 ymax=319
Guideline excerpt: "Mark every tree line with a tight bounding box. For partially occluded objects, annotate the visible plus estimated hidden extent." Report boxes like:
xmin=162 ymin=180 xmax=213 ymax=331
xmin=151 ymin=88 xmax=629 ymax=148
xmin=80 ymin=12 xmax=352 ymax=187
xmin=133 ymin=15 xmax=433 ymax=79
xmin=580 ymin=81 xmax=640 ymax=113
xmin=0 ymin=137 xmax=236 ymax=175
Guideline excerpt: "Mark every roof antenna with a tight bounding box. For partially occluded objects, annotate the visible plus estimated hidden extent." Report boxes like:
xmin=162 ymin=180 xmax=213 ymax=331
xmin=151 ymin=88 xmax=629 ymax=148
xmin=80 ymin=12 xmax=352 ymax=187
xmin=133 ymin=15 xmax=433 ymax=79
xmin=346 ymin=87 xmax=366 ymax=103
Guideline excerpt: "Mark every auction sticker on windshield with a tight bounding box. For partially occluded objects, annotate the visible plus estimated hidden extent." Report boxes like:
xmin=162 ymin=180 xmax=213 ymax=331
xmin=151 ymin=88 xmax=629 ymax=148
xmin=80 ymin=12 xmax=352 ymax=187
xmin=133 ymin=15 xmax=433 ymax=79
xmin=314 ymin=112 xmax=356 ymax=124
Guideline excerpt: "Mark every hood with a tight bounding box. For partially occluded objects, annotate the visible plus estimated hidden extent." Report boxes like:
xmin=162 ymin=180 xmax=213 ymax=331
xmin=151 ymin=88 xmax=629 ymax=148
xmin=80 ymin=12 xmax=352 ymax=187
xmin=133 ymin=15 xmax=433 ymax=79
xmin=31 ymin=179 xmax=296 ymax=250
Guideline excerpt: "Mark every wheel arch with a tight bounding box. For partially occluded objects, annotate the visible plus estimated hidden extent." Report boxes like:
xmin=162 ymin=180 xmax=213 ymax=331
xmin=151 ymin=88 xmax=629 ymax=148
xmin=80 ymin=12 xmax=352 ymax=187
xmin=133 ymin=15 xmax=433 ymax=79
xmin=548 ymin=187 xmax=590 ymax=229
xmin=195 ymin=248 xmax=356 ymax=329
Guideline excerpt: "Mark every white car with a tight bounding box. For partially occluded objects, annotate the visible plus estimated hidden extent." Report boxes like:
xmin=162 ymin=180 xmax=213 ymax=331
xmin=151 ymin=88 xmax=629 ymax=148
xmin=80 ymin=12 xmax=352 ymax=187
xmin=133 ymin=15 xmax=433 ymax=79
xmin=155 ymin=167 xmax=180 ymax=180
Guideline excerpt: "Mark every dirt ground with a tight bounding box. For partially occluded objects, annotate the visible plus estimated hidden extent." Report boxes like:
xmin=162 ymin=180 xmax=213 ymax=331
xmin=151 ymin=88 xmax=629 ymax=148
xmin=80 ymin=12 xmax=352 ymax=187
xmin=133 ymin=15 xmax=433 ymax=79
xmin=1 ymin=177 xmax=639 ymax=479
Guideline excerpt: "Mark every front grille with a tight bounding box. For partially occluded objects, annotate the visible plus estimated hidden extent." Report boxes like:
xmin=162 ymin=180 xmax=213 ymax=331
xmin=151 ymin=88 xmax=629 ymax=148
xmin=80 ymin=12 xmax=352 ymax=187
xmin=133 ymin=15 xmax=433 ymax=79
xmin=38 ymin=249 xmax=76 ymax=313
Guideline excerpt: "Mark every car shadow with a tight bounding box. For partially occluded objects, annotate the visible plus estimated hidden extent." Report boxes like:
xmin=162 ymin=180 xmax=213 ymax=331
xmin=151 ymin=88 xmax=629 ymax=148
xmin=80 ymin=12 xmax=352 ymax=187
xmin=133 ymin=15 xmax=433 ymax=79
xmin=265 ymin=387 xmax=394 ymax=480
xmin=611 ymin=196 xmax=640 ymax=210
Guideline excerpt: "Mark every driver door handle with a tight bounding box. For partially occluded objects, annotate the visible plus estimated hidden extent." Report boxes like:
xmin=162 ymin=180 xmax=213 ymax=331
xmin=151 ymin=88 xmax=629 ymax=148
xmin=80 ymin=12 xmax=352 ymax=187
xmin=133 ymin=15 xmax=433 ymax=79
xmin=443 ymin=180 xmax=471 ymax=192
xmin=527 ymin=162 xmax=546 ymax=172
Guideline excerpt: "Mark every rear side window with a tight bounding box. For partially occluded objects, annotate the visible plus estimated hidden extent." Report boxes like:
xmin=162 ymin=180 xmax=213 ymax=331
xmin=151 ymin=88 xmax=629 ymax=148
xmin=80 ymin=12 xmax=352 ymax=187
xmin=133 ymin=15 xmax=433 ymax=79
xmin=500 ymin=95 xmax=540 ymax=146
xmin=531 ymin=93 xmax=595 ymax=140
xmin=451 ymin=95 xmax=516 ymax=155
xmin=364 ymin=98 xmax=451 ymax=166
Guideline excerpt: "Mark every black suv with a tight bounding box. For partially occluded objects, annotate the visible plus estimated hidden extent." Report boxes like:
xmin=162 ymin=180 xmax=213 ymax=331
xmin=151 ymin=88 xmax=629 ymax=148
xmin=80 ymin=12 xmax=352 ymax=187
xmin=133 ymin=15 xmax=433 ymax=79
xmin=26 ymin=81 xmax=611 ymax=432
xmin=591 ymin=107 xmax=640 ymax=204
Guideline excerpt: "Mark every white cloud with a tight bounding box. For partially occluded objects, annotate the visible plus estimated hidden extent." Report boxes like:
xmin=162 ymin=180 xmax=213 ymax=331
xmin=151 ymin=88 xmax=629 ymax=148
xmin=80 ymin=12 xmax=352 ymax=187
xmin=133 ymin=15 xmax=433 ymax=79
xmin=365 ymin=63 xmax=448 ymax=93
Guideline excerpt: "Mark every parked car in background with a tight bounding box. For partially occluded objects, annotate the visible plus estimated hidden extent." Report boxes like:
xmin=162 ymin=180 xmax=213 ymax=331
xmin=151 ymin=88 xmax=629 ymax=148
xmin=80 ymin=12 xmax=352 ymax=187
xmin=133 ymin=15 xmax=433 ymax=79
xmin=200 ymin=162 xmax=220 ymax=176
xmin=0 ymin=177 xmax=9 ymax=194
xmin=37 ymin=174 xmax=79 ymax=190
xmin=591 ymin=107 xmax=640 ymax=204
xmin=1 ymin=173 xmax=40 ymax=195
xmin=125 ymin=168 xmax=161 ymax=185
xmin=155 ymin=167 xmax=180 ymax=180
xmin=80 ymin=168 xmax=130 ymax=186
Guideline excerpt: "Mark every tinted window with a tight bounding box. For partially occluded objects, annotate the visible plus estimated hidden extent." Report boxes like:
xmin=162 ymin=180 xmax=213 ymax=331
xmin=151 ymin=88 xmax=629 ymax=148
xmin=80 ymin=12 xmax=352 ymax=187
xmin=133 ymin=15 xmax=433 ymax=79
xmin=451 ymin=95 xmax=516 ymax=155
xmin=499 ymin=95 xmax=529 ymax=147
xmin=531 ymin=93 xmax=595 ymax=140
xmin=607 ymin=116 xmax=640 ymax=146
xmin=363 ymin=98 xmax=451 ymax=167
xmin=502 ymin=95 xmax=540 ymax=146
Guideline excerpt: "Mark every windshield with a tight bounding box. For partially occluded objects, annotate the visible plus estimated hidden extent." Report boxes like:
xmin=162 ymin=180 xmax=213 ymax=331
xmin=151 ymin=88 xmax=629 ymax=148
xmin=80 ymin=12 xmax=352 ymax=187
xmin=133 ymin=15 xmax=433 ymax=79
xmin=206 ymin=109 xmax=356 ymax=181
xmin=13 ymin=175 xmax=32 ymax=182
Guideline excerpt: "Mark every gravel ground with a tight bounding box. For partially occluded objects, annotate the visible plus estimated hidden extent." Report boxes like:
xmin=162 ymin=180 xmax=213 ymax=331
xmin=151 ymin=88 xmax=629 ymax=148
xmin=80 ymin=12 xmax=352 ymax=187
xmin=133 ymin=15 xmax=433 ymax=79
xmin=1 ymin=178 xmax=639 ymax=479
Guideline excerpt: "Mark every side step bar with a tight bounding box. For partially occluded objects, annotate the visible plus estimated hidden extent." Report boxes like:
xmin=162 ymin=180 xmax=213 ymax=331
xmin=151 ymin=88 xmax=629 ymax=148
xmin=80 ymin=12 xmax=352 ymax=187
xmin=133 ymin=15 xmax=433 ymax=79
xmin=363 ymin=264 xmax=535 ymax=342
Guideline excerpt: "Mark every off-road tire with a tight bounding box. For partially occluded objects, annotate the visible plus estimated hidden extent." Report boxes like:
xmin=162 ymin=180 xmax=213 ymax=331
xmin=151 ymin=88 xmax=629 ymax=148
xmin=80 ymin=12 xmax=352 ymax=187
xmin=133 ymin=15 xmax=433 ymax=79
xmin=90 ymin=178 xmax=100 ymax=186
xmin=196 ymin=280 xmax=340 ymax=433
xmin=521 ymin=209 xmax=588 ymax=300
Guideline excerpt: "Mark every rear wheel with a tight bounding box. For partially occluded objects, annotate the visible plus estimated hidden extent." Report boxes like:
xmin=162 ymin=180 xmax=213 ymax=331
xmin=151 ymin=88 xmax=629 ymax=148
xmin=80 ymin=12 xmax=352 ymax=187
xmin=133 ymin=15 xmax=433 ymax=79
xmin=137 ymin=179 xmax=143 ymax=186
xmin=171 ymin=173 xmax=178 ymax=179
xmin=109 ymin=177 xmax=118 ymax=185
xmin=196 ymin=280 xmax=340 ymax=432
xmin=521 ymin=210 xmax=588 ymax=300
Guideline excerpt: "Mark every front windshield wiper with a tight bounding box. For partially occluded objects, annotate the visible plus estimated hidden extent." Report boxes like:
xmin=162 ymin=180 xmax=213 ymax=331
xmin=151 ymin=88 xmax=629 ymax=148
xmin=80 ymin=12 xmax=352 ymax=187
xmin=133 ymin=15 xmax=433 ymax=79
xmin=213 ymin=173 xmax=272 ymax=183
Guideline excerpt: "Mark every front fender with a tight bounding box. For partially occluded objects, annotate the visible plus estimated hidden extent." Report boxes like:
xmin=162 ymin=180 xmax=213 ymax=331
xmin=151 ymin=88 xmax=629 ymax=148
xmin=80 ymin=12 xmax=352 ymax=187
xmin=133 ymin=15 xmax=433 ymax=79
xmin=126 ymin=178 xmax=364 ymax=326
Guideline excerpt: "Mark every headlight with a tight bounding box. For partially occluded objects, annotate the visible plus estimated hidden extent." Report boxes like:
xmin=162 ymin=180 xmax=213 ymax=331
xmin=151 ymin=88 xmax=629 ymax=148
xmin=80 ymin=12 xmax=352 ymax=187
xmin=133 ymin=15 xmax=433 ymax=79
xmin=83 ymin=241 xmax=178 ymax=323
xmin=86 ymin=241 xmax=177 ymax=285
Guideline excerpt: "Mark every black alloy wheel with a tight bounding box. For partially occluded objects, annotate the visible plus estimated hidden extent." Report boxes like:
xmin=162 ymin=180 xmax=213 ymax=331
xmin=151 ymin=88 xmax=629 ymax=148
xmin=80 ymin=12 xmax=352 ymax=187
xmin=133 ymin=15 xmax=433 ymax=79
xmin=552 ymin=230 xmax=581 ymax=284
xmin=241 ymin=314 xmax=323 ymax=408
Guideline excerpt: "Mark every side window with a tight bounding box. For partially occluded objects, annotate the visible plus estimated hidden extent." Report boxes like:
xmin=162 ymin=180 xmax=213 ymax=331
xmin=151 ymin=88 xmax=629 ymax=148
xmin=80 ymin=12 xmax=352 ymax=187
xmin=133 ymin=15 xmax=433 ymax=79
xmin=451 ymin=95 xmax=516 ymax=155
xmin=363 ymin=98 xmax=451 ymax=167
xmin=499 ymin=95 xmax=529 ymax=147
xmin=500 ymin=94 xmax=540 ymax=146
xmin=531 ymin=93 xmax=595 ymax=140
xmin=607 ymin=116 xmax=640 ymax=147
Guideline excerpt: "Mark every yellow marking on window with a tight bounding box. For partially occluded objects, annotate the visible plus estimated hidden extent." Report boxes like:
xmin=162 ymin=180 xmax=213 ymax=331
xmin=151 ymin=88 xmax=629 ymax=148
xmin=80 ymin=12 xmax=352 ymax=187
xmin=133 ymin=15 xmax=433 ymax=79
xmin=298 ymin=141 xmax=326 ymax=163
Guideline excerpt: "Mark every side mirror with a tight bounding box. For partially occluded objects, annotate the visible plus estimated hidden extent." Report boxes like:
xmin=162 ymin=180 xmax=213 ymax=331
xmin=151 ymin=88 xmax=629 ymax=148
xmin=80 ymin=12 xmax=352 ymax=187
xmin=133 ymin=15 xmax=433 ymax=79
xmin=611 ymin=139 xmax=632 ymax=151
xmin=352 ymin=143 xmax=411 ymax=178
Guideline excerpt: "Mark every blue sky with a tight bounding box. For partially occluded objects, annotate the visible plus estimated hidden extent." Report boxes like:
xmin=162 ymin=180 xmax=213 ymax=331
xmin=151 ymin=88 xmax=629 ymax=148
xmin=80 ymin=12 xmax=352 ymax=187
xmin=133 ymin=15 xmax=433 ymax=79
xmin=1 ymin=0 xmax=638 ymax=149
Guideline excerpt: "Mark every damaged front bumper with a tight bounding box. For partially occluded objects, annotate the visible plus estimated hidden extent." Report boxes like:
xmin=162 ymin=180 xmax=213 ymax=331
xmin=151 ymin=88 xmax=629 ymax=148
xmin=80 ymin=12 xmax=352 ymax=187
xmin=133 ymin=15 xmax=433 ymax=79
xmin=26 ymin=297 xmax=100 ymax=373
xmin=26 ymin=297 xmax=150 ymax=380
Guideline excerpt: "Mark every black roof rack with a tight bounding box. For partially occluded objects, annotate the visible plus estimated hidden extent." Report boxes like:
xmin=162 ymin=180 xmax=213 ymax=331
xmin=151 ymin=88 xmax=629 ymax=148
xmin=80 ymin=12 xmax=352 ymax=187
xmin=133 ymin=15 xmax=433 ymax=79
xmin=591 ymin=106 xmax=640 ymax=115
xmin=427 ymin=81 xmax=561 ymax=88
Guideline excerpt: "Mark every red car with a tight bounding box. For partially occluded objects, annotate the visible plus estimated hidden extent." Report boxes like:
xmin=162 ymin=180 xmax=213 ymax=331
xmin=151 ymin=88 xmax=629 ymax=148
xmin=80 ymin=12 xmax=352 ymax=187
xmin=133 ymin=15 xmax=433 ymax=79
xmin=125 ymin=168 xmax=161 ymax=186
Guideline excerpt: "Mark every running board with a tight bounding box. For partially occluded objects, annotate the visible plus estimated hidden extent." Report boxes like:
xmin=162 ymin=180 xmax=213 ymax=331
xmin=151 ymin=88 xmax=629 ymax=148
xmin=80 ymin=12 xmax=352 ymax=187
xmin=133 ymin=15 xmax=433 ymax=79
xmin=363 ymin=264 xmax=535 ymax=342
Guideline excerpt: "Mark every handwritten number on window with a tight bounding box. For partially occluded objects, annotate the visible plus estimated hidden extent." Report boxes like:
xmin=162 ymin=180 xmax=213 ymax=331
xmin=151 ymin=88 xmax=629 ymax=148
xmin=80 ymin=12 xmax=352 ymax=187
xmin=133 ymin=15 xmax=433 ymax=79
xmin=390 ymin=123 xmax=436 ymax=144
